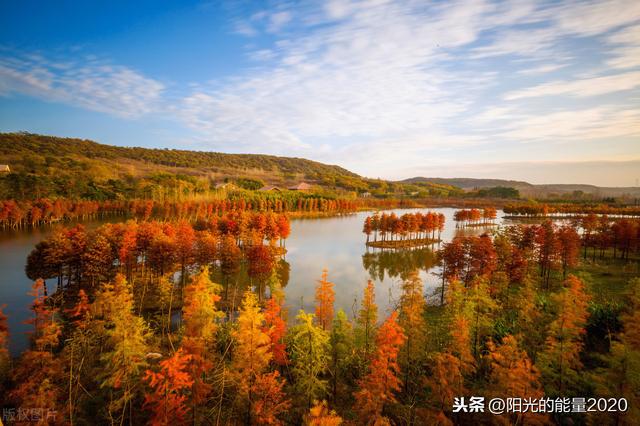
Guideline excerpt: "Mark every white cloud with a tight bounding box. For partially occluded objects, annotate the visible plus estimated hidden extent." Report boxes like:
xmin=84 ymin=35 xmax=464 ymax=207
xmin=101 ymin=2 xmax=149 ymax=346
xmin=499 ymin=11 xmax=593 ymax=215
xmin=0 ymin=53 xmax=164 ymax=118
xmin=606 ymin=24 xmax=640 ymax=69
xmin=549 ymin=0 xmax=640 ymax=37
xmin=267 ymin=11 xmax=292 ymax=33
xmin=609 ymin=24 xmax=640 ymax=44
xmin=517 ymin=63 xmax=568 ymax=75
xmin=471 ymin=27 xmax=560 ymax=58
xmin=504 ymin=71 xmax=640 ymax=99
xmin=174 ymin=0 xmax=640 ymax=183
xmin=497 ymin=106 xmax=640 ymax=141
xmin=179 ymin=0 xmax=522 ymax=153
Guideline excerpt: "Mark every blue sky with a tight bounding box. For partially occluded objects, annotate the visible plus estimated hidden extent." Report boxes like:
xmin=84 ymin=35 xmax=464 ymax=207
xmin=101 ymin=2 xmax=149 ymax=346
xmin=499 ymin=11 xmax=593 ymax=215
xmin=1 ymin=0 xmax=639 ymax=186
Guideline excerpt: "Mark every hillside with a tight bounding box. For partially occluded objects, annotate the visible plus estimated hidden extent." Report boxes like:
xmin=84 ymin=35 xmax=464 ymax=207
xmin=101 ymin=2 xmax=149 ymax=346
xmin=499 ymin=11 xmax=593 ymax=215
xmin=0 ymin=132 xmax=358 ymax=176
xmin=402 ymin=177 xmax=640 ymax=198
xmin=0 ymin=133 xmax=460 ymax=200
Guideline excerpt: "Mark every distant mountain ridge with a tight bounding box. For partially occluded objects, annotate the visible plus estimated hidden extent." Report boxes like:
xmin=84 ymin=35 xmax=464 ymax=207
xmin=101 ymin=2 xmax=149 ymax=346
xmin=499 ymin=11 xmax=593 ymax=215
xmin=401 ymin=177 xmax=640 ymax=197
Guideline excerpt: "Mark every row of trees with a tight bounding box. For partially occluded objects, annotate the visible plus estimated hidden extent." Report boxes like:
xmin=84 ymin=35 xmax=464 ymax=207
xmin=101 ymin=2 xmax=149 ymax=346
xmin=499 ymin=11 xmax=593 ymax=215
xmin=579 ymin=215 xmax=639 ymax=261
xmin=4 ymin=241 xmax=638 ymax=424
xmin=452 ymin=208 xmax=497 ymax=227
xmin=0 ymin=196 xmax=419 ymax=229
xmin=25 ymin=213 xmax=292 ymax=307
xmin=504 ymin=203 xmax=640 ymax=218
xmin=362 ymin=211 xmax=445 ymax=243
xmin=440 ymin=221 xmax=582 ymax=293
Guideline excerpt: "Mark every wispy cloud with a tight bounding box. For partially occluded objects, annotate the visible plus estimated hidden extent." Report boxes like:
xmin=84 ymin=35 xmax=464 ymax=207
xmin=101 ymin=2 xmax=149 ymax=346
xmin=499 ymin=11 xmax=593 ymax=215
xmin=178 ymin=0 xmax=640 ymax=178
xmin=517 ymin=64 xmax=568 ymax=75
xmin=497 ymin=106 xmax=640 ymax=141
xmin=548 ymin=0 xmax=640 ymax=36
xmin=606 ymin=24 xmax=640 ymax=69
xmin=504 ymin=71 xmax=640 ymax=99
xmin=178 ymin=0 xmax=521 ymax=153
xmin=0 ymin=52 xmax=164 ymax=118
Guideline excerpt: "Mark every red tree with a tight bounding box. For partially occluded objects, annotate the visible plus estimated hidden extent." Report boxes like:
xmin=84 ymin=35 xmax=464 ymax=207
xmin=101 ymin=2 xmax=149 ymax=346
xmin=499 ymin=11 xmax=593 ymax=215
xmin=353 ymin=311 xmax=406 ymax=423
xmin=144 ymin=349 xmax=194 ymax=426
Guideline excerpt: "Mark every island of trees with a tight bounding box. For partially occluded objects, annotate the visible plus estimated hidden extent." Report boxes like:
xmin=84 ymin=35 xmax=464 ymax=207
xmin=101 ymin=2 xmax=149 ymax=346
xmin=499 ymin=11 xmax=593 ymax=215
xmin=362 ymin=211 xmax=445 ymax=248
xmin=453 ymin=207 xmax=498 ymax=227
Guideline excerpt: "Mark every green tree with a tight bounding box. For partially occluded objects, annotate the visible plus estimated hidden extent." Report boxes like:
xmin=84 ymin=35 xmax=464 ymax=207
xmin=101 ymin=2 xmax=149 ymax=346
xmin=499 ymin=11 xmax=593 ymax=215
xmin=355 ymin=280 xmax=378 ymax=367
xmin=398 ymin=271 xmax=426 ymax=398
xmin=96 ymin=274 xmax=150 ymax=425
xmin=538 ymin=275 xmax=590 ymax=396
xmin=329 ymin=310 xmax=354 ymax=403
xmin=288 ymin=310 xmax=330 ymax=408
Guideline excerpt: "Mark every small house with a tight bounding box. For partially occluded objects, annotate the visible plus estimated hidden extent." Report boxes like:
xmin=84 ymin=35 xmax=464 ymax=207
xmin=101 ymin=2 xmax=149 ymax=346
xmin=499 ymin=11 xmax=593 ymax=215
xmin=0 ymin=165 xmax=10 ymax=173
xmin=288 ymin=182 xmax=312 ymax=191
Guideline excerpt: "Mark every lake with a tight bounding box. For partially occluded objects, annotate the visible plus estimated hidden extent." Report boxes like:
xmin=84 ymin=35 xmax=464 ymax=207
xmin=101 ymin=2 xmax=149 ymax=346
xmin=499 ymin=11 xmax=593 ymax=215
xmin=0 ymin=207 xmax=509 ymax=355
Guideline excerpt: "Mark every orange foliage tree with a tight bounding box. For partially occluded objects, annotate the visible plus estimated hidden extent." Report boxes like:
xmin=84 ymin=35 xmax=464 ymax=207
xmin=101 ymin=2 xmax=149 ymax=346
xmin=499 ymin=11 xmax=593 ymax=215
xmin=250 ymin=370 xmax=291 ymax=425
xmin=9 ymin=279 xmax=64 ymax=423
xmin=143 ymin=349 xmax=194 ymax=426
xmin=425 ymin=282 xmax=475 ymax=421
xmin=557 ymin=225 xmax=580 ymax=279
xmin=304 ymin=400 xmax=343 ymax=425
xmin=486 ymin=335 xmax=547 ymax=425
xmin=354 ymin=311 xmax=406 ymax=424
xmin=181 ymin=267 xmax=221 ymax=407
xmin=231 ymin=291 xmax=272 ymax=421
xmin=315 ymin=269 xmax=335 ymax=331
xmin=263 ymin=297 xmax=288 ymax=366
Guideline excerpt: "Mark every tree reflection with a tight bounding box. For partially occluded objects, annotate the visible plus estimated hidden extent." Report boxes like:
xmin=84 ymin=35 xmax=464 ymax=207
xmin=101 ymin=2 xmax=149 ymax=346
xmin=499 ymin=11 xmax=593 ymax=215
xmin=362 ymin=247 xmax=438 ymax=281
xmin=276 ymin=258 xmax=290 ymax=288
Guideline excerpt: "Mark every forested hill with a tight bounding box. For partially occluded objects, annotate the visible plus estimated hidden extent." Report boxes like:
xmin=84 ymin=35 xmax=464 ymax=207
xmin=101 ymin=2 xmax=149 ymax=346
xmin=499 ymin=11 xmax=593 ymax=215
xmin=0 ymin=132 xmax=356 ymax=177
xmin=0 ymin=132 xmax=461 ymax=200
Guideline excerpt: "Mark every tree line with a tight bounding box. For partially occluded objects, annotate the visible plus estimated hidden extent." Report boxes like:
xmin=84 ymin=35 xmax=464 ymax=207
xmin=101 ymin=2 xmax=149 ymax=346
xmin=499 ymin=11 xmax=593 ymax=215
xmin=504 ymin=203 xmax=640 ymax=218
xmin=579 ymin=214 xmax=639 ymax=261
xmin=0 ymin=196 xmax=417 ymax=230
xmin=25 ymin=213 xmax=294 ymax=307
xmin=452 ymin=208 xmax=497 ymax=227
xmin=440 ymin=221 xmax=582 ymax=294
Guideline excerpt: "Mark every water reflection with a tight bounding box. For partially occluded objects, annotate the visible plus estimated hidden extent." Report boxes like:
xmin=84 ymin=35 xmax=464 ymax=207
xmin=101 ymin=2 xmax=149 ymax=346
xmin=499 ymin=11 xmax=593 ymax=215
xmin=277 ymin=258 xmax=290 ymax=288
xmin=362 ymin=247 xmax=438 ymax=282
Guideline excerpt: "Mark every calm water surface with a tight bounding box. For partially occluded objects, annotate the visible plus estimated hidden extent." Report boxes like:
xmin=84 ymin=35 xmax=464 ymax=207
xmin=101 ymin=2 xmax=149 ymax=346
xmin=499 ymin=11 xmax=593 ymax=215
xmin=0 ymin=208 xmax=510 ymax=355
